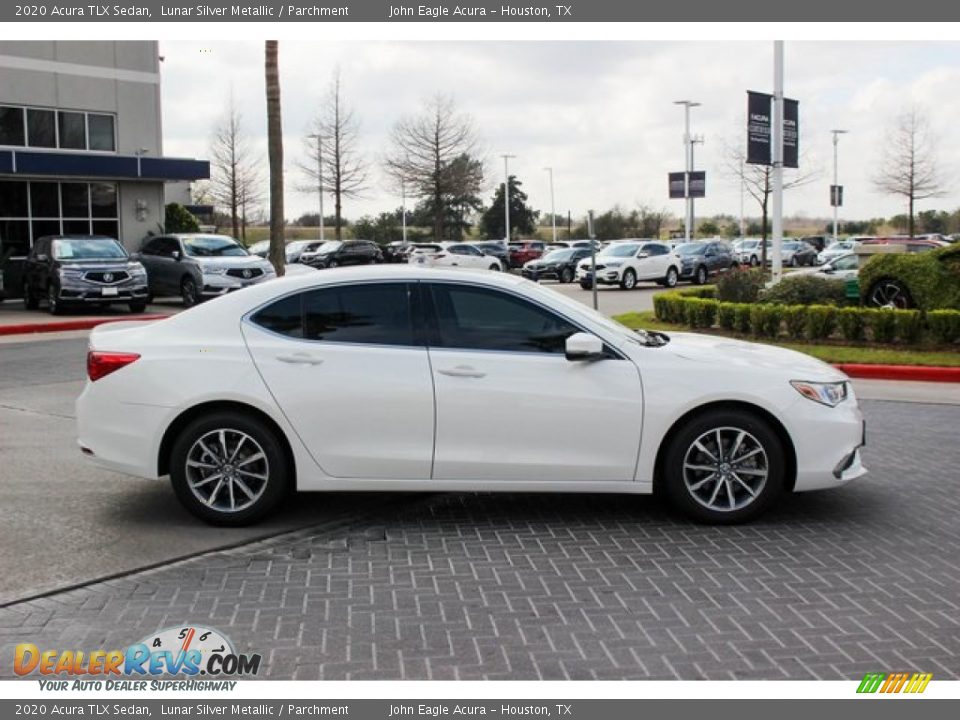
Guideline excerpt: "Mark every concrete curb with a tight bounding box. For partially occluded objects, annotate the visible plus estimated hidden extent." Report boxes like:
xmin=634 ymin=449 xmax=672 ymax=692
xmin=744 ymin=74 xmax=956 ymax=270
xmin=0 ymin=314 xmax=167 ymax=337
xmin=836 ymin=363 xmax=960 ymax=383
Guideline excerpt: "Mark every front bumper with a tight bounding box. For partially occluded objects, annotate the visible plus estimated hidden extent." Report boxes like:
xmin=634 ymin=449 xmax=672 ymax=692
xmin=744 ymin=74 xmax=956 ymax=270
xmin=790 ymin=393 xmax=868 ymax=492
xmin=57 ymin=280 xmax=149 ymax=304
xmin=522 ymin=266 xmax=562 ymax=281
xmin=576 ymin=267 xmax=622 ymax=284
xmin=200 ymin=272 xmax=274 ymax=296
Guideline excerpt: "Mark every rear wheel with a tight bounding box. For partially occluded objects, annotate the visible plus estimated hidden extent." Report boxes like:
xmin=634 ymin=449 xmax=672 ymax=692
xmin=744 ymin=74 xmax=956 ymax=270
xmin=489 ymin=263 xmax=500 ymax=272
xmin=620 ymin=268 xmax=637 ymax=290
xmin=868 ymin=279 xmax=914 ymax=309
xmin=23 ymin=282 xmax=39 ymax=310
xmin=169 ymin=412 xmax=290 ymax=526
xmin=663 ymin=408 xmax=785 ymax=523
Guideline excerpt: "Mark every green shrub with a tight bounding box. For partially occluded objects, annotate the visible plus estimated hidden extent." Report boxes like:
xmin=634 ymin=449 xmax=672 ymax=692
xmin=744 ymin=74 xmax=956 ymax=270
xmin=783 ymin=306 xmax=807 ymax=340
xmin=733 ymin=303 xmax=753 ymax=334
xmin=927 ymin=310 xmax=960 ymax=344
xmin=866 ymin=309 xmax=897 ymax=343
xmin=677 ymin=286 xmax=716 ymax=300
xmin=682 ymin=298 xmax=719 ymax=328
xmin=718 ymin=303 xmax=737 ymax=331
xmin=805 ymin=305 xmax=837 ymax=340
xmin=893 ymin=310 xmax=923 ymax=344
xmin=837 ymin=307 xmax=866 ymax=342
xmin=716 ymin=268 xmax=766 ymax=303
xmin=750 ymin=304 xmax=783 ymax=338
xmin=760 ymin=274 xmax=848 ymax=306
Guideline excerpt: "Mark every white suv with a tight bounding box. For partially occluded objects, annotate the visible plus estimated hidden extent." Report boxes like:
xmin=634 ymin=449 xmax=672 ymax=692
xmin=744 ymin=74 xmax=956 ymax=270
xmin=410 ymin=242 xmax=502 ymax=271
xmin=576 ymin=241 xmax=681 ymax=290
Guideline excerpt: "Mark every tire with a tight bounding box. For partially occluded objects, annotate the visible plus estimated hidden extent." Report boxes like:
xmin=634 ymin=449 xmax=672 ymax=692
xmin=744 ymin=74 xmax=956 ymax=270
xmin=694 ymin=265 xmax=708 ymax=285
xmin=867 ymin=279 xmax=915 ymax=309
xmin=619 ymin=268 xmax=637 ymax=290
xmin=328 ymin=260 xmax=338 ymax=268
xmin=560 ymin=267 xmax=574 ymax=284
xmin=789 ymin=256 xmax=798 ymax=268
xmin=129 ymin=301 xmax=147 ymax=314
xmin=47 ymin=284 xmax=63 ymax=315
xmin=181 ymin=276 xmax=199 ymax=308
xmin=663 ymin=266 xmax=679 ymax=288
xmin=489 ymin=263 xmax=500 ymax=272
xmin=749 ymin=255 xmax=759 ymax=267
xmin=169 ymin=411 xmax=290 ymax=526
xmin=23 ymin=282 xmax=39 ymax=310
xmin=662 ymin=408 xmax=785 ymax=524
xmin=580 ymin=279 xmax=593 ymax=290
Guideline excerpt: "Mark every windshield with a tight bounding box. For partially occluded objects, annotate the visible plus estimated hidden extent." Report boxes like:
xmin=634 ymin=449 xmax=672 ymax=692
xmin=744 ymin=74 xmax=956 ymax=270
xmin=541 ymin=249 xmax=576 ymax=261
xmin=52 ymin=238 xmax=127 ymax=260
xmin=676 ymin=243 xmax=705 ymax=256
xmin=601 ymin=244 xmax=640 ymax=258
xmin=317 ymin=241 xmax=343 ymax=254
xmin=183 ymin=236 xmax=247 ymax=257
xmin=742 ymin=240 xmax=759 ymax=249
xmin=285 ymin=241 xmax=311 ymax=253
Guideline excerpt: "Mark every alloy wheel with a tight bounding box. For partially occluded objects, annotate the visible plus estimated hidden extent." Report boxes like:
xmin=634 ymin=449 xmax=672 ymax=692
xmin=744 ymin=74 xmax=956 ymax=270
xmin=868 ymin=280 xmax=913 ymax=309
xmin=184 ymin=429 xmax=270 ymax=513
xmin=621 ymin=270 xmax=636 ymax=290
xmin=182 ymin=278 xmax=197 ymax=307
xmin=682 ymin=426 xmax=769 ymax=513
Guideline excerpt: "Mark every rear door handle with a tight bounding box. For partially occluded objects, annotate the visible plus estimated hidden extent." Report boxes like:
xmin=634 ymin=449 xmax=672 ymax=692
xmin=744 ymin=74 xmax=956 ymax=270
xmin=276 ymin=353 xmax=324 ymax=366
xmin=438 ymin=365 xmax=486 ymax=379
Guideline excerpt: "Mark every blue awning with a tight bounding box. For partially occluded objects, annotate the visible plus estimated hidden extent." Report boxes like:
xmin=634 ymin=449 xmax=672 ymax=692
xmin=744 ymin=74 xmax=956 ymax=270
xmin=0 ymin=149 xmax=209 ymax=181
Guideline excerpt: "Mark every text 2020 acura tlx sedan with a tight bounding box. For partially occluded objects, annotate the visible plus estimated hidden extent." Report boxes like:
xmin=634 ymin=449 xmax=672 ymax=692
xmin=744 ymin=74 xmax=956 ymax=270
xmin=76 ymin=266 xmax=866 ymax=526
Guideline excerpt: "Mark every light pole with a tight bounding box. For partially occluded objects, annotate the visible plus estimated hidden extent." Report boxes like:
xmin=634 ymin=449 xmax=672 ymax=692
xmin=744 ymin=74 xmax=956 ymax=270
xmin=544 ymin=167 xmax=556 ymax=243
xmin=401 ymin=175 xmax=407 ymax=244
xmin=690 ymin=135 xmax=704 ymax=238
xmin=771 ymin=41 xmax=784 ymax=282
xmin=673 ymin=100 xmax=701 ymax=243
xmin=501 ymin=154 xmax=515 ymax=243
xmin=831 ymin=129 xmax=848 ymax=242
xmin=308 ymin=133 xmax=326 ymax=241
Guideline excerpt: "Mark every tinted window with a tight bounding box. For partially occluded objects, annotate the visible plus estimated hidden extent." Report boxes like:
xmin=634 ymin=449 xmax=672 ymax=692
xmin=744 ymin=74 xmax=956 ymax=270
xmin=302 ymin=284 xmax=413 ymax=345
xmin=61 ymin=183 xmax=89 ymax=217
xmin=251 ymin=293 xmax=303 ymax=338
xmin=90 ymin=183 xmax=118 ymax=217
xmin=30 ymin=183 xmax=59 ymax=217
xmin=646 ymin=244 xmax=667 ymax=256
xmin=58 ymin=112 xmax=86 ymax=150
xmin=0 ymin=181 xmax=28 ymax=216
xmin=87 ymin=114 xmax=115 ymax=151
xmin=429 ymin=284 xmax=579 ymax=354
xmin=0 ymin=106 xmax=25 ymax=146
xmin=26 ymin=109 xmax=56 ymax=148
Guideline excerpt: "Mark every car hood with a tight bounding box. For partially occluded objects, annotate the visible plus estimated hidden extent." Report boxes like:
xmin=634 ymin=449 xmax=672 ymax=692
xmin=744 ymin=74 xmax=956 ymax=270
xmin=190 ymin=256 xmax=271 ymax=268
xmin=59 ymin=259 xmax=137 ymax=269
xmin=659 ymin=331 xmax=846 ymax=381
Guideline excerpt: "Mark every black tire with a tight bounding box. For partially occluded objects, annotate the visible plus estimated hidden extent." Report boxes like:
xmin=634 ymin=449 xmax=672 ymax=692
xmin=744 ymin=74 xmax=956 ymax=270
xmin=23 ymin=282 xmax=39 ymax=310
xmin=47 ymin=284 xmax=63 ymax=315
xmin=694 ymin=265 xmax=708 ymax=285
xmin=129 ymin=301 xmax=147 ymax=314
xmin=181 ymin=276 xmax=199 ymax=308
xmin=663 ymin=408 xmax=786 ymax=524
xmin=663 ymin=266 xmax=679 ymax=288
xmin=489 ymin=263 xmax=500 ymax=272
xmin=328 ymin=260 xmax=338 ymax=268
xmin=580 ymin=279 xmax=593 ymax=290
xmin=169 ymin=411 xmax=290 ymax=526
xmin=867 ymin=279 xmax=915 ymax=309
xmin=619 ymin=268 xmax=637 ymax=290
xmin=749 ymin=255 xmax=759 ymax=267
xmin=789 ymin=256 xmax=798 ymax=268
xmin=560 ymin=267 xmax=574 ymax=284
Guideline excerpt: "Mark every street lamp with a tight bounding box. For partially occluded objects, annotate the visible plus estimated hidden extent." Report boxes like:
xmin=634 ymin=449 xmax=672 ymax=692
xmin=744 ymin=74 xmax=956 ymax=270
xmin=308 ymin=133 xmax=326 ymax=241
xmin=673 ymin=100 xmax=701 ymax=243
xmin=690 ymin=135 xmax=704 ymax=238
xmin=543 ymin=167 xmax=556 ymax=244
xmin=831 ymin=129 xmax=848 ymax=243
xmin=501 ymin=154 xmax=515 ymax=243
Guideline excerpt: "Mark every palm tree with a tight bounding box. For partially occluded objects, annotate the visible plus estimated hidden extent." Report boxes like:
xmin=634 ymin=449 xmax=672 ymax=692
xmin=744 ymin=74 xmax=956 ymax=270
xmin=265 ymin=40 xmax=285 ymax=275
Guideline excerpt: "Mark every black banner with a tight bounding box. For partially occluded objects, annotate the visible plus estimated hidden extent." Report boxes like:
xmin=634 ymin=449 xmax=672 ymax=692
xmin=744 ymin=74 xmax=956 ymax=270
xmin=830 ymin=185 xmax=844 ymax=207
xmin=688 ymin=171 xmax=706 ymax=199
xmin=668 ymin=172 xmax=686 ymax=199
xmin=784 ymin=98 xmax=799 ymax=168
xmin=747 ymin=91 xmax=772 ymax=166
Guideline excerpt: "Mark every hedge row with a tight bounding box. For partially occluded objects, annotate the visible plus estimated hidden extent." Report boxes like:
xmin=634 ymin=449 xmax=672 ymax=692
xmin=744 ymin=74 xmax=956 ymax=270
xmin=653 ymin=291 xmax=960 ymax=345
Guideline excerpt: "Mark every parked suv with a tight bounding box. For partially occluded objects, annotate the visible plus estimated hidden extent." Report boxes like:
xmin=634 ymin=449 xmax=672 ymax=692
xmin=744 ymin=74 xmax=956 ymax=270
xmin=508 ymin=241 xmax=546 ymax=268
xmin=23 ymin=235 xmax=149 ymax=315
xmin=576 ymin=241 xmax=681 ymax=290
xmin=675 ymin=241 xmax=737 ymax=284
xmin=522 ymin=247 xmax=591 ymax=283
xmin=300 ymin=240 xmax=382 ymax=268
xmin=138 ymin=233 xmax=275 ymax=307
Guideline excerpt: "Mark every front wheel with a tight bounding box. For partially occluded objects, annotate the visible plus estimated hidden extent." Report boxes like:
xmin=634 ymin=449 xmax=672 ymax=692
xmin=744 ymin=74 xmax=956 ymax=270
xmin=867 ymin=279 xmax=914 ymax=309
xmin=181 ymin=277 xmax=199 ymax=308
xmin=663 ymin=409 xmax=785 ymax=523
xmin=489 ymin=263 xmax=500 ymax=272
xmin=749 ymin=256 xmax=759 ymax=267
xmin=169 ymin=412 xmax=290 ymax=526
xmin=580 ymin=279 xmax=593 ymax=290
xmin=328 ymin=260 xmax=338 ymax=268
xmin=663 ymin=266 xmax=679 ymax=288
xmin=694 ymin=265 xmax=708 ymax=285
xmin=129 ymin=301 xmax=147 ymax=314
xmin=47 ymin=284 xmax=63 ymax=315
xmin=619 ymin=269 xmax=637 ymax=290
xmin=560 ymin=267 xmax=574 ymax=284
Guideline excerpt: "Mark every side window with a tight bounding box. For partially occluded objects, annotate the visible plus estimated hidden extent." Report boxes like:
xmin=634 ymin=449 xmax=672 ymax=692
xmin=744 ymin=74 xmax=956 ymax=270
xmin=251 ymin=293 xmax=303 ymax=338
xmin=303 ymin=283 xmax=413 ymax=346
xmin=429 ymin=284 xmax=579 ymax=354
xmin=464 ymin=246 xmax=482 ymax=256
xmin=141 ymin=237 xmax=163 ymax=256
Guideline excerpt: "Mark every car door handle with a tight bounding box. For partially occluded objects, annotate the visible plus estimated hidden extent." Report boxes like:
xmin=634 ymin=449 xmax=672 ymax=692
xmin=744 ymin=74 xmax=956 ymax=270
xmin=276 ymin=353 xmax=324 ymax=366
xmin=437 ymin=365 xmax=486 ymax=379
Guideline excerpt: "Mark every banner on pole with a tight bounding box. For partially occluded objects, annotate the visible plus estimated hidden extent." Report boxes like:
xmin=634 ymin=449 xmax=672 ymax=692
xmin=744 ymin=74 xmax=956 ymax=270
xmin=784 ymin=98 xmax=799 ymax=168
xmin=668 ymin=172 xmax=686 ymax=199
xmin=688 ymin=171 xmax=706 ymax=198
xmin=747 ymin=91 xmax=772 ymax=165
xmin=830 ymin=185 xmax=844 ymax=207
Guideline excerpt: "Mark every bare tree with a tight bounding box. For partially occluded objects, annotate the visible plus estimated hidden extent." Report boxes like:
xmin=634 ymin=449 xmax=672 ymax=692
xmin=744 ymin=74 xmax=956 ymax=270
xmin=873 ymin=108 xmax=947 ymax=239
xmin=385 ymin=95 xmax=483 ymax=240
xmin=724 ymin=141 xmax=819 ymax=267
xmin=265 ymin=40 xmax=285 ymax=275
xmin=209 ymin=94 xmax=263 ymax=241
xmin=297 ymin=70 xmax=368 ymax=240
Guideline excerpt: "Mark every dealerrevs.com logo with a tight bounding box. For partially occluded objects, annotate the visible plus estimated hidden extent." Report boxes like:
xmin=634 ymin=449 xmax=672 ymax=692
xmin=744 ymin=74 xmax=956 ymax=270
xmin=15 ymin=625 xmax=261 ymax=689
xmin=857 ymin=672 xmax=933 ymax=694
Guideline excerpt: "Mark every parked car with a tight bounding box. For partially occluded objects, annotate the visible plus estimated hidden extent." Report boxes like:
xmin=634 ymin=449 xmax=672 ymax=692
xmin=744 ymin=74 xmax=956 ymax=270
xmin=576 ymin=241 xmax=681 ymax=290
xmin=674 ymin=241 xmax=737 ymax=284
xmin=817 ymin=238 xmax=865 ymax=265
xmin=810 ymin=252 xmax=861 ymax=282
xmin=383 ymin=241 xmax=412 ymax=264
xmin=736 ymin=239 xmax=772 ymax=266
xmin=859 ymin=244 xmax=960 ymax=310
xmin=77 ymin=265 xmax=866 ymax=525
xmin=23 ymin=235 xmax=149 ymax=315
xmin=137 ymin=233 xmax=275 ymax=307
xmin=405 ymin=243 xmax=444 ymax=264
xmin=471 ymin=241 xmax=510 ymax=269
xmin=508 ymin=241 xmax=546 ymax=268
xmin=799 ymin=235 xmax=830 ymax=253
xmin=299 ymin=240 xmax=383 ymax=269
xmin=409 ymin=242 xmax=502 ymax=271
xmin=247 ymin=240 xmax=270 ymax=258
xmin=521 ymin=247 xmax=592 ymax=283
xmin=781 ymin=240 xmax=818 ymax=267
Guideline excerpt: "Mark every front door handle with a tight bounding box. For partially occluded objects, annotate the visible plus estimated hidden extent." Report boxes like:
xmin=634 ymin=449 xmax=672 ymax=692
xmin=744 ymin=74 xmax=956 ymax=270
xmin=438 ymin=365 xmax=486 ymax=379
xmin=276 ymin=353 xmax=324 ymax=366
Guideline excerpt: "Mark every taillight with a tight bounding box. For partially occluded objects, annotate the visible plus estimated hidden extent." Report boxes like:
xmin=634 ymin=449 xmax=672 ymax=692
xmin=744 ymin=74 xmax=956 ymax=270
xmin=87 ymin=351 xmax=140 ymax=382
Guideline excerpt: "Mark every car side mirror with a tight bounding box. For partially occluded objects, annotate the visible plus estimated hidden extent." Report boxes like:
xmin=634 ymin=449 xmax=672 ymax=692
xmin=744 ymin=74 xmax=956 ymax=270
xmin=823 ymin=267 xmax=834 ymax=274
xmin=172 ymin=250 xmax=182 ymax=262
xmin=636 ymin=252 xmax=649 ymax=259
xmin=565 ymin=332 xmax=605 ymax=362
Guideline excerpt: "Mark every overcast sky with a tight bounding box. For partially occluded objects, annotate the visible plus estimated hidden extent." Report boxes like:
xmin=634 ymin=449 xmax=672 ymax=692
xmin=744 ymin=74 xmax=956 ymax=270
xmin=159 ymin=41 xmax=960 ymax=226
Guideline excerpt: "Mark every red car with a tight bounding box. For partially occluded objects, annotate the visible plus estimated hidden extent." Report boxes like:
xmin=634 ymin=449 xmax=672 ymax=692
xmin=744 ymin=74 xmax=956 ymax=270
xmin=508 ymin=241 xmax=546 ymax=268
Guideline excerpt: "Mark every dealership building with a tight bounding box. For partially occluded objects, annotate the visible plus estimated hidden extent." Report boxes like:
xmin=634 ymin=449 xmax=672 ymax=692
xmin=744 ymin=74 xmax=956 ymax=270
xmin=0 ymin=41 xmax=209 ymax=296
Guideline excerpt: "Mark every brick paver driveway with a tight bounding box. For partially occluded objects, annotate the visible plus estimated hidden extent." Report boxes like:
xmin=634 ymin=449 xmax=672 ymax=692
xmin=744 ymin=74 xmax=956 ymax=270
xmin=2 ymin=399 xmax=958 ymax=680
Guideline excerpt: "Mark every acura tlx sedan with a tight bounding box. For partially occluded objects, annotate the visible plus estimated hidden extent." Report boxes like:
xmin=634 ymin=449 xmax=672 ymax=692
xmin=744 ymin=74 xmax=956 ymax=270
xmin=76 ymin=266 xmax=866 ymax=526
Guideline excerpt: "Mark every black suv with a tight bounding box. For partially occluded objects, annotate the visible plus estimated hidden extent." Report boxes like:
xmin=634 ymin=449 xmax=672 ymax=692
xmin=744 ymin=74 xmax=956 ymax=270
xmin=300 ymin=240 xmax=383 ymax=268
xmin=22 ymin=235 xmax=149 ymax=315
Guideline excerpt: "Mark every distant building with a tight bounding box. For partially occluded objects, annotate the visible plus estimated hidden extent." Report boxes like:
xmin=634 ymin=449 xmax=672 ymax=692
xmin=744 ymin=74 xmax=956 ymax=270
xmin=0 ymin=41 xmax=209 ymax=296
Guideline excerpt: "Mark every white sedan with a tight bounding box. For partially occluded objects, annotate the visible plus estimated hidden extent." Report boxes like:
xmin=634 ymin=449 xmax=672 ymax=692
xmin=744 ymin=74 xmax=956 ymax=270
xmin=77 ymin=266 xmax=866 ymax=525
xmin=409 ymin=242 xmax=503 ymax=271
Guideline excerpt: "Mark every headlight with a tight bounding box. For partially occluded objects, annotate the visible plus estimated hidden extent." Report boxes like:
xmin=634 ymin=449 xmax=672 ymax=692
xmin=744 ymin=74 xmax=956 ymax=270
xmin=128 ymin=263 xmax=147 ymax=277
xmin=791 ymin=380 xmax=848 ymax=407
xmin=202 ymin=266 xmax=227 ymax=275
xmin=605 ymin=261 xmax=623 ymax=268
xmin=59 ymin=268 xmax=83 ymax=278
